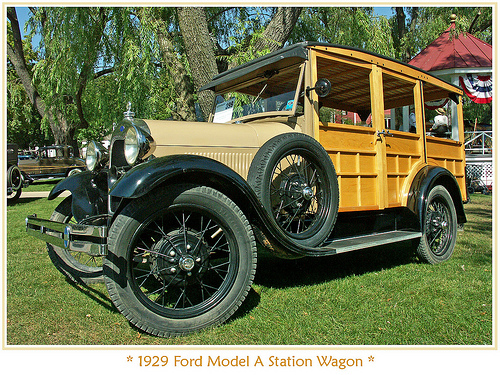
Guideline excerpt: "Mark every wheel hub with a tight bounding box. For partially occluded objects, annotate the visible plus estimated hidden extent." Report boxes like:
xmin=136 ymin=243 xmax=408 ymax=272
xmin=179 ymin=256 xmax=196 ymax=272
xmin=430 ymin=213 xmax=447 ymax=232
xmin=280 ymin=173 xmax=313 ymax=214
xmin=150 ymin=231 xmax=209 ymax=285
xmin=302 ymin=186 xmax=314 ymax=200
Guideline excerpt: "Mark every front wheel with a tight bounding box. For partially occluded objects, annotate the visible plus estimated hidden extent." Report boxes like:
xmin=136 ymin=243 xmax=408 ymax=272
xmin=104 ymin=185 xmax=257 ymax=337
xmin=417 ymin=185 xmax=457 ymax=264
xmin=47 ymin=196 xmax=104 ymax=284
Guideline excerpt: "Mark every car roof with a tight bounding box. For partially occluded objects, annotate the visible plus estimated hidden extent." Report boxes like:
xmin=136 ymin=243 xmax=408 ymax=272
xmin=199 ymin=41 xmax=463 ymax=97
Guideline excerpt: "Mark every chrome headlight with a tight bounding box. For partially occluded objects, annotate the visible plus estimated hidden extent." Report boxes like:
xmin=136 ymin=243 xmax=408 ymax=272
xmin=86 ymin=141 xmax=108 ymax=171
xmin=124 ymin=125 xmax=155 ymax=166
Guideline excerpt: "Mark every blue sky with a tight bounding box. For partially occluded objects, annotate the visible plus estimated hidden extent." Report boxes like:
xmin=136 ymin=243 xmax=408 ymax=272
xmin=15 ymin=6 xmax=396 ymax=36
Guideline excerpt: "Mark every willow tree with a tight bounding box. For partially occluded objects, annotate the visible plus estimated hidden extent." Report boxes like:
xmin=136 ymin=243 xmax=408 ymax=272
xmin=176 ymin=7 xmax=302 ymax=120
xmin=8 ymin=6 xmax=304 ymax=146
xmin=290 ymin=8 xmax=396 ymax=57
xmin=7 ymin=7 xmax=113 ymax=150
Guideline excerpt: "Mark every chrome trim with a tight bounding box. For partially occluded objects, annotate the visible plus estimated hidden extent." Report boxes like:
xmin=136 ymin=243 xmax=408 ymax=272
xmin=26 ymin=215 xmax=108 ymax=256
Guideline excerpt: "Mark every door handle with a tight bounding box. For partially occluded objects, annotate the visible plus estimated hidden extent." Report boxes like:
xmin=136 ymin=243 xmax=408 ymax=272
xmin=376 ymin=130 xmax=394 ymax=137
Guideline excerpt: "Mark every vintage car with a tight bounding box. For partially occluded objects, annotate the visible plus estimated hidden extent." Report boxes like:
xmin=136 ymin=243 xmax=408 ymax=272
xmin=19 ymin=145 xmax=85 ymax=179
xmin=26 ymin=42 xmax=467 ymax=337
xmin=7 ymin=143 xmax=31 ymax=203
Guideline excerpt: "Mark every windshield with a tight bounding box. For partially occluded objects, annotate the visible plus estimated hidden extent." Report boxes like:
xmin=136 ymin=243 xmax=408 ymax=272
xmin=213 ymin=91 xmax=297 ymax=123
xmin=211 ymin=66 xmax=303 ymax=123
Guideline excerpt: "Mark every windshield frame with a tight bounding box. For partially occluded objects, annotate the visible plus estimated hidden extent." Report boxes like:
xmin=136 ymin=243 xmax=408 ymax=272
xmin=210 ymin=63 xmax=306 ymax=123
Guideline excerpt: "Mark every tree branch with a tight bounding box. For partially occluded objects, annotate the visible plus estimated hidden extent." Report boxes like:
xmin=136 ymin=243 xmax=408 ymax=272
xmin=206 ymin=7 xmax=236 ymax=24
xmin=93 ymin=67 xmax=114 ymax=79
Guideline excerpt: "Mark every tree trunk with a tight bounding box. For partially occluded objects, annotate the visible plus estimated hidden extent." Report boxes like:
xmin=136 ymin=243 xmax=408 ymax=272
xmin=8 ymin=7 xmax=78 ymax=150
xmin=175 ymin=6 xmax=303 ymax=120
xmin=227 ymin=7 xmax=302 ymax=70
xmin=7 ymin=8 xmax=48 ymax=120
xmin=252 ymin=7 xmax=302 ymax=53
xmin=141 ymin=8 xmax=198 ymax=122
xmin=177 ymin=7 xmax=218 ymax=121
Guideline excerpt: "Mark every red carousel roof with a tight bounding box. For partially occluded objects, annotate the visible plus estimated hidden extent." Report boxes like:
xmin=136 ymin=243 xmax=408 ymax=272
xmin=409 ymin=16 xmax=492 ymax=71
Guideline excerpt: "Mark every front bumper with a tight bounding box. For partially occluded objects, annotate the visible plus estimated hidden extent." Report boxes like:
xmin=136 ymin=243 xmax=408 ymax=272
xmin=26 ymin=215 xmax=108 ymax=256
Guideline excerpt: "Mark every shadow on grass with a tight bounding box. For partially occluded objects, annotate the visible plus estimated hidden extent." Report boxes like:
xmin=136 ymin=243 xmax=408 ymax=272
xmin=9 ymin=197 xmax=45 ymax=206
xmin=254 ymin=241 xmax=418 ymax=289
xmin=30 ymin=178 xmax=63 ymax=185
xmin=67 ymin=279 xmax=116 ymax=313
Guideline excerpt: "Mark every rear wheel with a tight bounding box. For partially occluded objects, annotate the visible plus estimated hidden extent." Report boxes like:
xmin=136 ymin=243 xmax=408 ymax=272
xmin=104 ymin=185 xmax=257 ymax=337
xmin=417 ymin=185 xmax=457 ymax=264
xmin=47 ymin=196 xmax=104 ymax=284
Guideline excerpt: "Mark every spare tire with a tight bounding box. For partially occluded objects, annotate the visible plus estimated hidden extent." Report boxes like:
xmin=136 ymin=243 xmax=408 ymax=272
xmin=248 ymin=133 xmax=339 ymax=247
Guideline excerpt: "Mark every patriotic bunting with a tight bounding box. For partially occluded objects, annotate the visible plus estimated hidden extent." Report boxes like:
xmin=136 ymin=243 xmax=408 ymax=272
xmin=425 ymin=98 xmax=449 ymax=110
xmin=459 ymin=74 xmax=493 ymax=104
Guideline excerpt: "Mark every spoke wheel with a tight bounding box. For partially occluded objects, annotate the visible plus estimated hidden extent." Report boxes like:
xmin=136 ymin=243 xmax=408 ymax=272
xmin=248 ymin=133 xmax=339 ymax=247
xmin=417 ymin=185 xmax=457 ymax=264
xmin=47 ymin=196 xmax=104 ymax=284
xmin=104 ymin=185 xmax=256 ymax=337
xmin=269 ymin=152 xmax=327 ymax=238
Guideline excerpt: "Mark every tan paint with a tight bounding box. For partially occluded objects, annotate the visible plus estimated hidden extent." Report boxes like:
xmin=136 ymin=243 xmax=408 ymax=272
xmin=145 ymin=118 xmax=300 ymax=178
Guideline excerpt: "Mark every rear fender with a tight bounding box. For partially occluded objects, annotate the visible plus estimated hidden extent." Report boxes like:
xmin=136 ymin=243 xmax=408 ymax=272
xmin=407 ymin=166 xmax=466 ymax=231
xmin=48 ymin=171 xmax=108 ymax=222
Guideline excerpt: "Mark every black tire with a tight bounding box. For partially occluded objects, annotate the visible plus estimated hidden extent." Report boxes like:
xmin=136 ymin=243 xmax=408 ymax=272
xmin=104 ymin=185 xmax=257 ymax=337
xmin=416 ymin=185 xmax=457 ymax=264
xmin=8 ymin=165 xmax=23 ymax=191
xmin=247 ymin=133 xmax=339 ymax=247
xmin=7 ymin=188 xmax=22 ymax=204
xmin=47 ymin=196 xmax=104 ymax=284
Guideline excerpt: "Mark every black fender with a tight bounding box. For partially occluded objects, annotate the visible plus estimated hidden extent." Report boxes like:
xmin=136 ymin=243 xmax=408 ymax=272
xmin=48 ymin=170 xmax=108 ymax=222
xmin=109 ymin=154 xmax=336 ymax=258
xmin=407 ymin=165 xmax=467 ymax=231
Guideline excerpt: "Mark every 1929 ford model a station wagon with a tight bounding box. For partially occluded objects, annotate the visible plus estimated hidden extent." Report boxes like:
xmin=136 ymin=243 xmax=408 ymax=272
xmin=26 ymin=42 xmax=467 ymax=337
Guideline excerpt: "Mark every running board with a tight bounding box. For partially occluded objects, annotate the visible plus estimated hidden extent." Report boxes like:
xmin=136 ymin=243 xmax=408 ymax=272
xmin=320 ymin=230 xmax=422 ymax=255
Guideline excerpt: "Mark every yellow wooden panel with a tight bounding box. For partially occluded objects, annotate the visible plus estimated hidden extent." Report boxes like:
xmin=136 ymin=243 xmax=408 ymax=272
xmin=338 ymin=176 xmax=378 ymax=211
xmin=387 ymin=176 xmax=400 ymax=205
xmin=359 ymin=154 xmax=376 ymax=174
xmin=426 ymin=137 xmax=464 ymax=161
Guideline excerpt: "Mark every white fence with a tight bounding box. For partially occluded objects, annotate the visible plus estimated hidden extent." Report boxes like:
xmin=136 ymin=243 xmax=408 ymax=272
xmin=465 ymin=130 xmax=493 ymax=189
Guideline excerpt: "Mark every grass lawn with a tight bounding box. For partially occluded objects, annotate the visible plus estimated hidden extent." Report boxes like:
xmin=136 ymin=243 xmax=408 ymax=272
xmin=5 ymin=193 xmax=493 ymax=346
xmin=23 ymin=178 xmax=63 ymax=192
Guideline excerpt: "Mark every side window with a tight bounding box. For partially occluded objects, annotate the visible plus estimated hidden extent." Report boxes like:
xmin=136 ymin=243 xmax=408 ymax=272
xmin=319 ymin=107 xmax=372 ymax=127
xmin=424 ymin=98 xmax=458 ymax=141
xmin=382 ymin=71 xmax=417 ymax=133
xmin=316 ymin=55 xmax=372 ymax=127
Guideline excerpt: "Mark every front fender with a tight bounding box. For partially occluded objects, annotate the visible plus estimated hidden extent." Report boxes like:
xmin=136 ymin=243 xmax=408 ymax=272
xmin=407 ymin=166 xmax=466 ymax=230
xmin=109 ymin=154 xmax=249 ymax=199
xmin=109 ymin=154 xmax=337 ymax=258
xmin=48 ymin=171 xmax=108 ymax=222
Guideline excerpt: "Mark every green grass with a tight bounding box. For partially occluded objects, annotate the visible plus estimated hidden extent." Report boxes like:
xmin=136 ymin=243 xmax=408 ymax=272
xmin=23 ymin=178 xmax=63 ymax=192
xmin=6 ymin=193 xmax=492 ymax=345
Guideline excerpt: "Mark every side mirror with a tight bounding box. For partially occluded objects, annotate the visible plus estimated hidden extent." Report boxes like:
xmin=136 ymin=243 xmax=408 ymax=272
xmin=306 ymin=78 xmax=332 ymax=98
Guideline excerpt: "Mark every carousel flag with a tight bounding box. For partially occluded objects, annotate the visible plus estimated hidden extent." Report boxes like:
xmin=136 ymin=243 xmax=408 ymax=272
xmin=459 ymin=74 xmax=492 ymax=104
